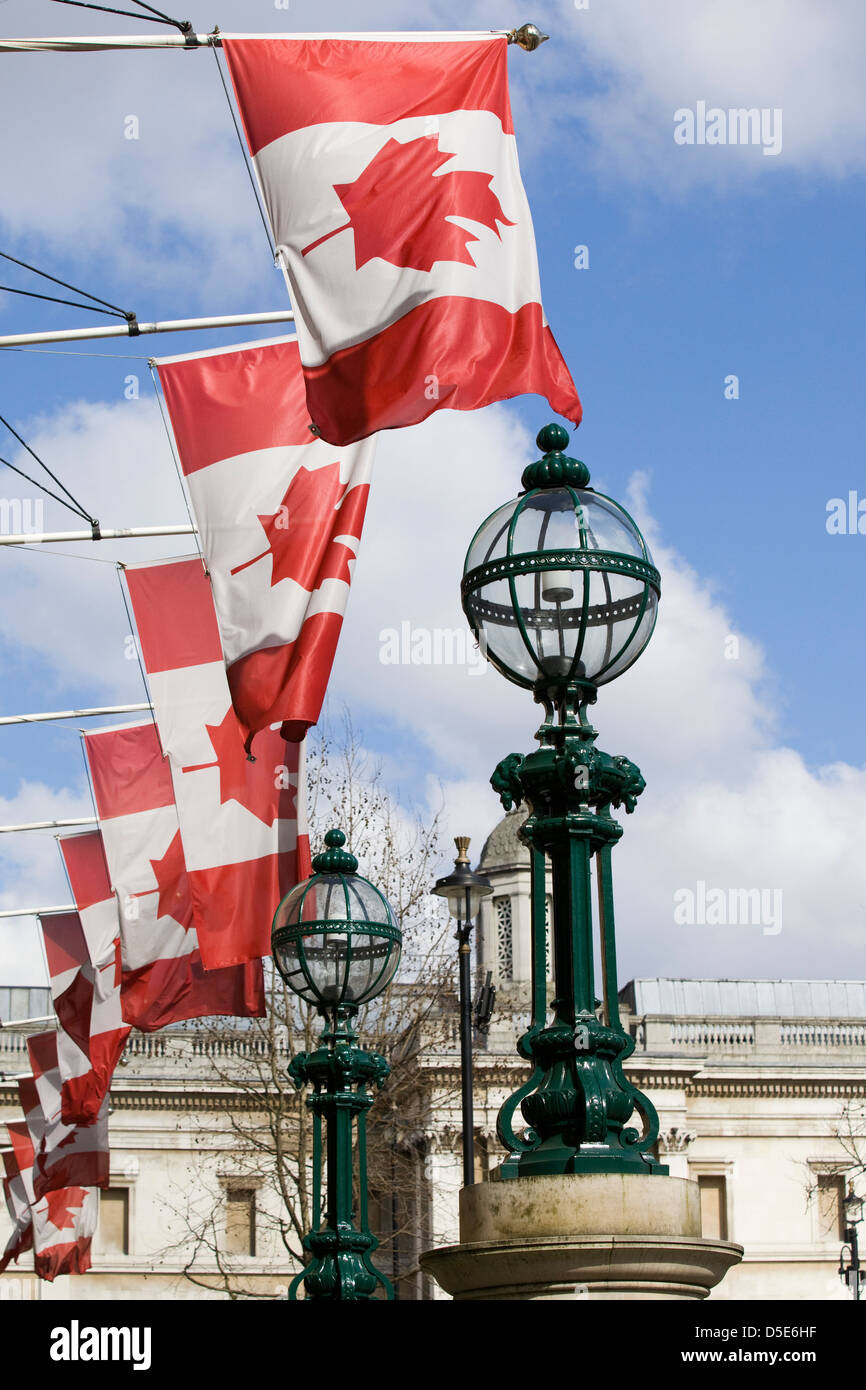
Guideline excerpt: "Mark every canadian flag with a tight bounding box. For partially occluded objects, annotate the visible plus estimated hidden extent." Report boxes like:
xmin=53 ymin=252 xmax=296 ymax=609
xmin=154 ymin=336 xmax=373 ymax=745
xmin=33 ymin=1185 xmax=98 ymax=1282
xmin=80 ymin=722 xmax=266 ymax=1023
xmin=38 ymin=906 xmax=130 ymax=1125
xmin=0 ymin=1136 xmax=34 ymax=1273
xmin=3 ymin=1124 xmax=97 ymax=1283
xmin=22 ymin=1034 xmax=109 ymax=1197
xmin=123 ymin=555 xmax=311 ymax=969
xmin=58 ymin=830 xmax=123 ymax=979
xmin=222 ymin=35 xmax=581 ymax=445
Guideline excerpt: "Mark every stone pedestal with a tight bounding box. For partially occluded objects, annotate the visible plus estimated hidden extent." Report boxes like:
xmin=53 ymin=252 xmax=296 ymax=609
xmin=420 ymin=1173 xmax=742 ymax=1300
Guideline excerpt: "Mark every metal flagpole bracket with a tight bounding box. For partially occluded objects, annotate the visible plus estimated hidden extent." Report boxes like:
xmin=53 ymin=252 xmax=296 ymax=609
xmin=0 ymin=524 xmax=195 ymax=546
xmin=0 ymin=816 xmax=96 ymax=834
xmin=0 ymin=908 xmax=74 ymax=923
xmin=507 ymin=23 xmax=549 ymax=50
xmin=0 ymin=309 xmax=294 ymax=348
xmin=0 ymin=703 xmax=152 ymax=726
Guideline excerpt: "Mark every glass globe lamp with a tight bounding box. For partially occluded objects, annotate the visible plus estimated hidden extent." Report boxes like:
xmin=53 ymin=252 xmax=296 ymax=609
xmin=462 ymin=424 xmax=660 ymax=698
xmin=271 ymin=829 xmax=402 ymax=1012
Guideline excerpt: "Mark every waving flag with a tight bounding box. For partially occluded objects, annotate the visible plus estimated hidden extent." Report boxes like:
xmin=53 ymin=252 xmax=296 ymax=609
xmin=154 ymin=336 xmax=373 ymax=744
xmin=4 ymin=1119 xmax=97 ymax=1282
xmin=33 ymin=1186 xmax=98 ymax=1282
xmin=21 ymin=1036 xmax=109 ymax=1197
xmin=124 ymin=556 xmax=311 ymax=969
xmin=0 ymin=1139 xmax=34 ymax=1273
xmin=222 ymin=35 xmax=581 ymax=445
xmin=80 ymin=725 xmax=265 ymax=1024
xmin=39 ymin=906 xmax=130 ymax=1124
xmin=58 ymin=831 xmax=122 ymax=977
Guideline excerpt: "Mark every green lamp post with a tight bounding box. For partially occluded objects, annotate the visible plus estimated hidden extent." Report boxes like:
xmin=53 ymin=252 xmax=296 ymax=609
xmin=461 ymin=423 xmax=667 ymax=1179
xmin=271 ymin=828 xmax=402 ymax=1299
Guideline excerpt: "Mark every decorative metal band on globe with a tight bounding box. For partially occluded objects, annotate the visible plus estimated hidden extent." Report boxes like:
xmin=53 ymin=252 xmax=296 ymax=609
xmin=271 ymin=829 xmax=402 ymax=1011
xmin=461 ymin=427 xmax=660 ymax=695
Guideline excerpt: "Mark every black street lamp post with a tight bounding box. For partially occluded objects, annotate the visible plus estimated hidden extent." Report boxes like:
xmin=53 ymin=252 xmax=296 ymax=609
xmin=432 ymin=837 xmax=492 ymax=1186
xmin=839 ymin=1185 xmax=864 ymax=1301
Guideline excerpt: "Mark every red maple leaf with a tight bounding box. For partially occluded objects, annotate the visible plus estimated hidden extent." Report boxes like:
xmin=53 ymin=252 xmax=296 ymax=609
xmin=130 ymin=828 xmax=194 ymax=928
xmin=231 ymin=461 xmax=367 ymax=592
xmin=44 ymin=1187 xmax=87 ymax=1231
xmin=302 ymin=136 xmax=515 ymax=273
xmin=183 ymin=709 xmax=298 ymax=827
xmin=147 ymin=830 xmax=195 ymax=930
xmin=130 ymin=831 xmax=195 ymax=929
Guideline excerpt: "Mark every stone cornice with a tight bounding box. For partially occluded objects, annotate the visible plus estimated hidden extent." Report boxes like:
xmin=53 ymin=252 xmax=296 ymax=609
xmin=4 ymin=1056 xmax=865 ymax=1114
xmin=0 ymin=1083 xmax=282 ymax=1114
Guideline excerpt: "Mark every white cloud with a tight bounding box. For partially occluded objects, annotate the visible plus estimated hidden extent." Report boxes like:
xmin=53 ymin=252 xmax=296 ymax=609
xmin=0 ymin=396 xmax=192 ymax=699
xmin=558 ymin=0 xmax=866 ymax=188
xmin=0 ymin=778 xmax=92 ymax=987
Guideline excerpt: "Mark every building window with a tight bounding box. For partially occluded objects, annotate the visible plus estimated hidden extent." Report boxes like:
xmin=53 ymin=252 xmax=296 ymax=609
xmin=698 ymin=1175 xmax=728 ymax=1240
xmin=225 ymin=1188 xmax=256 ymax=1256
xmin=96 ymin=1188 xmax=129 ymax=1256
xmin=817 ymin=1175 xmax=845 ymax=1241
xmin=494 ymin=896 xmax=513 ymax=981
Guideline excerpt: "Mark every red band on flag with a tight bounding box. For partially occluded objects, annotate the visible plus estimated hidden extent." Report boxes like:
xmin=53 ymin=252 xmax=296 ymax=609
xmin=86 ymin=721 xmax=175 ymax=819
xmin=304 ymin=298 xmax=581 ymax=445
xmin=120 ymin=953 xmax=265 ymax=1031
xmin=227 ymin=609 xmax=345 ymax=742
xmin=224 ymin=37 xmax=514 ymax=154
xmin=158 ymin=338 xmax=312 ymax=474
xmin=58 ymin=832 xmax=112 ymax=911
xmin=125 ymin=558 xmax=224 ymax=672
xmin=6 ymin=1121 xmax=35 ymax=1173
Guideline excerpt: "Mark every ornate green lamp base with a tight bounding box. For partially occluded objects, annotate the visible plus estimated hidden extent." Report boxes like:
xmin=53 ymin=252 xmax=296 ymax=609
xmin=492 ymin=686 xmax=667 ymax=1180
xmin=287 ymin=1011 xmax=394 ymax=1301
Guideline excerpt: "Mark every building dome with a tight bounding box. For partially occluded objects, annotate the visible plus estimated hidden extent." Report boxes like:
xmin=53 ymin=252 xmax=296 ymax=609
xmin=478 ymin=807 xmax=531 ymax=872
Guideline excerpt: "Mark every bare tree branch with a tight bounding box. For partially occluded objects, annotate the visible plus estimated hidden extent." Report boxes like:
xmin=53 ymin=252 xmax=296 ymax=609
xmin=161 ymin=711 xmax=456 ymax=1299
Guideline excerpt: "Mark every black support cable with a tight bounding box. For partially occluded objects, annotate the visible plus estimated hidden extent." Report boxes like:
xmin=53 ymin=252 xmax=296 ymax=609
xmin=0 ymin=285 xmax=129 ymax=318
xmin=46 ymin=0 xmax=195 ymax=34
xmin=0 ymin=251 xmax=135 ymax=322
xmin=0 ymin=414 xmax=97 ymax=525
xmin=0 ymin=454 xmax=91 ymax=522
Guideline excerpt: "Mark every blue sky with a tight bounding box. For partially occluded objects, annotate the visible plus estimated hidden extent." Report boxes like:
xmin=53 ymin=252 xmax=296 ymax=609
xmin=0 ymin=0 xmax=865 ymax=986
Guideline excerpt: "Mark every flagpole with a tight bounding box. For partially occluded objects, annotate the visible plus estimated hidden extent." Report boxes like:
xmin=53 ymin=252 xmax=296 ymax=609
xmin=0 ymin=1013 xmax=57 ymax=1025
xmin=0 ymin=908 xmax=72 ymax=920
xmin=0 ymin=310 xmax=294 ymax=349
xmin=0 ymin=30 xmax=535 ymax=54
xmin=0 ymin=909 xmax=72 ymax=921
xmin=0 ymin=703 xmax=152 ymax=725
xmin=0 ymin=524 xmax=195 ymax=546
xmin=0 ymin=817 xmax=95 ymax=834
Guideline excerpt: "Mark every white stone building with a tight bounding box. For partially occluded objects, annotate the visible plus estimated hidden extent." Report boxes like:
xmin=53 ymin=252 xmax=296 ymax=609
xmin=1 ymin=808 xmax=864 ymax=1301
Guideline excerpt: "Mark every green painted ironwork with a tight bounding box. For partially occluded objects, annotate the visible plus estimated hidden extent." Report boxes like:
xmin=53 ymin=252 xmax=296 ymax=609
xmin=272 ymin=829 xmax=401 ymax=1301
xmin=490 ymin=688 xmax=665 ymax=1178
xmin=287 ymin=1007 xmax=393 ymax=1301
xmin=466 ymin=426 xmax=666 ymax=1180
